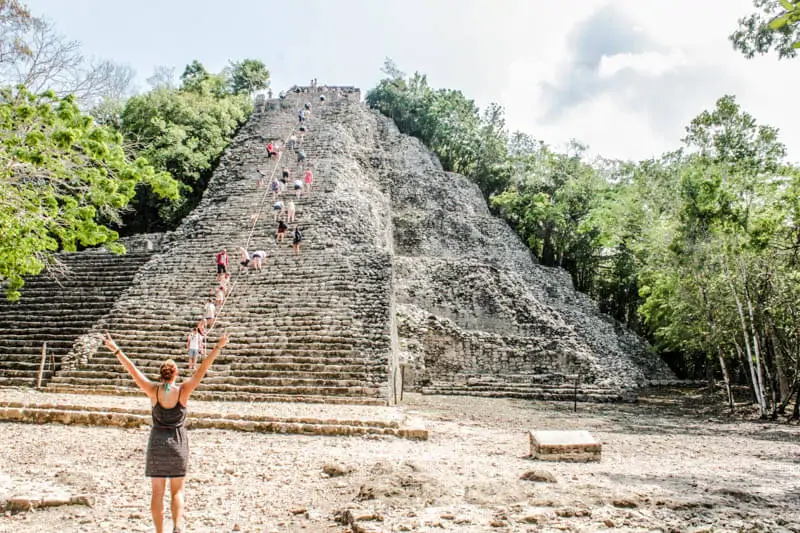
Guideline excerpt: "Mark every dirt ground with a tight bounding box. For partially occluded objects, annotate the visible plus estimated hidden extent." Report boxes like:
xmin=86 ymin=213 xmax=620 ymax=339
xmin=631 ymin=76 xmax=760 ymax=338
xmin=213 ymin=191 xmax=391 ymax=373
xmin=0 ymin=390 xmax=798 ymax=533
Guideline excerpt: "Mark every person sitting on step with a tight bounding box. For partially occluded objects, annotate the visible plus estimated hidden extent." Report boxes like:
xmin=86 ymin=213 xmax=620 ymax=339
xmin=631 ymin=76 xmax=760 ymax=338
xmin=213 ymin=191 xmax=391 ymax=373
xmin=293 ymin=178 xmax=303 ymax=199
xmin=250 ymin=250 xmax=267 ymax=272
xmin=292 ymin=226 xmax=303 ymax=256
xmin=267 ymin=142 xmax=279 ymax=159
xmin=287 ymin=199 xmax=296 ymax=223
xmin=273 ymin=199 xmax=285 ymax=222
xmin=276 ymin=219 xmax=288 ymax=243
xmin=281 ymin=167 xmax=290 ymax=186
xmin=102 ymin=330 xmax=231 ymax=533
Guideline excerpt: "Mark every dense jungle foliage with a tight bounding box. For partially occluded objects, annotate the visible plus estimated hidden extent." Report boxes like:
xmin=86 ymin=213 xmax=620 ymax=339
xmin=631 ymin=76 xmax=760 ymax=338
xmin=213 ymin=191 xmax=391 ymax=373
xmin=0 ymin=0 xmax=269 ymax=298
xmin=367 ymin=58 xmax=800 ymax=419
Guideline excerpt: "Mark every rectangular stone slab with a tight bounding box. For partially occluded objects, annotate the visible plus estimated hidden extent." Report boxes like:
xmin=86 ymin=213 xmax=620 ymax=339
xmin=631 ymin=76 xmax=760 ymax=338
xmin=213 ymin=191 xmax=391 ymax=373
xmin=529 ymin=430 xmax=601 ymax=462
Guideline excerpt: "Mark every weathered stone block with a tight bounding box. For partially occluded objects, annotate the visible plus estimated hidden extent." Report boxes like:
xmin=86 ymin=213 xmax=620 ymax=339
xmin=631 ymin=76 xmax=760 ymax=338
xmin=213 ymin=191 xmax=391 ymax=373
xmin=529 ymin=430 xmax=601 ymax=462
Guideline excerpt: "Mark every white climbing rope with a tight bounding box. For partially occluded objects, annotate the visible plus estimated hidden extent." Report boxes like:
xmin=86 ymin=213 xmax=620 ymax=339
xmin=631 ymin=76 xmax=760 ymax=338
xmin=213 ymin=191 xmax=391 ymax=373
xmin=205 ymin=99 xmax=311 ymax=336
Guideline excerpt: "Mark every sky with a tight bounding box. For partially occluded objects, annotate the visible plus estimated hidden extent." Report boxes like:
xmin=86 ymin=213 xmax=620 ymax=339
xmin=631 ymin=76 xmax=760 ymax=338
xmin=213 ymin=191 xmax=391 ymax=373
xmin=24 ymin=0 xmax=800 ymax=162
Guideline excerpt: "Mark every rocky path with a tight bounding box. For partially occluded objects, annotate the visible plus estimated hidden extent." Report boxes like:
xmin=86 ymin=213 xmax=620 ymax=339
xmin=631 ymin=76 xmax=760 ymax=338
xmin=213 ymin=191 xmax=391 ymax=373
xmin=0 ymin=390 xmax=798 ymax=532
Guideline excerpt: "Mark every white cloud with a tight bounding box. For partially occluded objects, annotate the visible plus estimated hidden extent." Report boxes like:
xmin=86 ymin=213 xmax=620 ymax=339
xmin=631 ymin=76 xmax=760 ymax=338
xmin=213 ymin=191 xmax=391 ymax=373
xmin=598 ymin=50 xmax=688 ymax=79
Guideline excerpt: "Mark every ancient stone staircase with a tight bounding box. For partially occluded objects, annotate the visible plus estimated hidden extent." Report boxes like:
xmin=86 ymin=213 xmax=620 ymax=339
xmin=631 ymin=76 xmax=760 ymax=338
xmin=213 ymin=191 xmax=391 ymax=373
xmin=44 ymin=88 xmax=397 ymax=405
xmin=420 ymin=374 xmax=630 ymax=402
xmin=0 ymin=251 xmax=154 ymax=387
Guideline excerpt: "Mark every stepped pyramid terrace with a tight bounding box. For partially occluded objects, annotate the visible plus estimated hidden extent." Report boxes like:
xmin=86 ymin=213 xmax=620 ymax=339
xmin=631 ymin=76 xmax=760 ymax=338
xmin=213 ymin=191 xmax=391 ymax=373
xmin=0 ymin=86 xmax=672 ymax=406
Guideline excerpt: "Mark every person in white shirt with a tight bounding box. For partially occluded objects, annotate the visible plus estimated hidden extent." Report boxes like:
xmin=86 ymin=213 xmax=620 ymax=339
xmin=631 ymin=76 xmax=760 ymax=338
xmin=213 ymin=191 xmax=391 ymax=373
xmin=251 ymin=250 xmax=267 ymax=272
xmin=185 ymin=328 xmax=205 ymax=371
xmin=203 ymin=299 xmax=216 ymax=328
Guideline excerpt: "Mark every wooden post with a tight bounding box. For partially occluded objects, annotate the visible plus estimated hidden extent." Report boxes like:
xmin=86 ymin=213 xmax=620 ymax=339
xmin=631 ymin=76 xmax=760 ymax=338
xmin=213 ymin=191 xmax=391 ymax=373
xmin=573 ymin=372 xmax=580 ymax=413
xmin=400 ymin=366 xmax=406 ymax=402
xmin=36 ymin=342 xmax=47 ymax=388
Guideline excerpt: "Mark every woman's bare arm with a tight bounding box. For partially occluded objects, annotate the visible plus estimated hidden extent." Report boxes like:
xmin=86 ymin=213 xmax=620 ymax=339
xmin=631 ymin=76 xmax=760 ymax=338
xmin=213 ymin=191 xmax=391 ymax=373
xmin=182 ymin=331 xmax=230 ymax=398
xmin=102 ymin=332 xmax=155 ymax=399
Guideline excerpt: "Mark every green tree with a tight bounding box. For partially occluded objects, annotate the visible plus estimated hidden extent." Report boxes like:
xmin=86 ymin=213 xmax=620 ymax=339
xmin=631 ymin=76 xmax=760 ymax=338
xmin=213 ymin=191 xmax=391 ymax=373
xmin=119 ymin=76 xmax=251 ymax=231
xmin=730 ymin=0 xmax=800 ymax=59
xmin=0 ymin=86 xmax=179 ymax=299
xmin=180 ymin=60 xmax=229 ymax=97
xmin=229 ymin=58 xmax=269 ymax=94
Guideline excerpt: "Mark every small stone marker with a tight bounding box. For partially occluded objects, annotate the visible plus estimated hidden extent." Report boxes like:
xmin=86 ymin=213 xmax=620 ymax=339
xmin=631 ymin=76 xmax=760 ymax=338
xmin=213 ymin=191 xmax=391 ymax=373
xmin=529 ymin=430 xmax=601 ymax=462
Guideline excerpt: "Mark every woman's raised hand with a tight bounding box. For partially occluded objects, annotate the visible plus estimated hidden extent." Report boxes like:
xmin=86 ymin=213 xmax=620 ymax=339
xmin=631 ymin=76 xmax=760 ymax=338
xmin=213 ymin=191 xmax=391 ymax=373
xmin=216 ymin=331 xmax=231 ymax=350
xmin=103 ymin=332 xmax=119 ymax=353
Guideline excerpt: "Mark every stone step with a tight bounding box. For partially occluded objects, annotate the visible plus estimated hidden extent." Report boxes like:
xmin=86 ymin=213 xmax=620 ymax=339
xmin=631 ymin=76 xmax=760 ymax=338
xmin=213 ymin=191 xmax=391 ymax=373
xmin=0 ymin=403 xmax=426 ymax=439
xmin=44 ymin=384 xmax=388 ymax=405
xmin=421 ymin=386 xmax=624 ymax=402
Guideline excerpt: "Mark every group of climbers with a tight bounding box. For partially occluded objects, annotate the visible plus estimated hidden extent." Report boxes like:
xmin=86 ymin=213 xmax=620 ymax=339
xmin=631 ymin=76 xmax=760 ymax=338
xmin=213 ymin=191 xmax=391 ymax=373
xmin=184 ymin=86 xmax=329 ymax=368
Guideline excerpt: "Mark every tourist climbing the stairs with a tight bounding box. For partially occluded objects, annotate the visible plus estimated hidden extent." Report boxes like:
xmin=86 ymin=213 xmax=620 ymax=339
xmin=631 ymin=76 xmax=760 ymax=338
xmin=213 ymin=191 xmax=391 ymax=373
xmin=256 ymin=168 xmax=267 ymax=188
xmin=288 ymin=134 xmax=298 ymax=150
xmin=297 ymin=149 xmax=306 ymax=164
xmin=281 ymin=167 xmax=290 ymax=187
xmin=102 ymin=330 xmax=231 ymax=533
xmin=287 ymin=199 xmax=296 ymax=223
xmin=304 ymin=168 xmax=314 ymax=196
xmin=270 ymin=178 xmax=281 ymax=201
xmin=251 ymin=250 xmax=267 ymax=272
xmin=298 ymin=108 xmax=304 ymax=123
xmin=273 ymin=199 xmax=285 ymax=222
xmin=292 ymin=226 xmax=303 ymax=256
xmin=214 ymin=283 xmax=225 ymax=308
xmin=293 ymin=177 xmax=303 ymax=199
xmin=185 ymin=327 xmax=205 ymax=371
xmin=215 ymin=249 xmax=228 ymax=281
xmin=304 ymin=102 xmax=312 ymax=113
xmin=267 ymin=142 xmax=278 ymax=159
xmin=239 ymin=247 xmax=252 ymax=274
xmin=320 ymin=94 xmax=326 ymax=103
xmin=276 ymin=219 xmax=288 ymax=243
xmin=203 ymin=298 xmax=216 ymax=328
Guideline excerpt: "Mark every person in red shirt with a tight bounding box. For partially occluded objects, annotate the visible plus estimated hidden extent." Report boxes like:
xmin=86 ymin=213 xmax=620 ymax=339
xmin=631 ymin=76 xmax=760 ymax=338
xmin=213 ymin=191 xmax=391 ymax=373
xmin=215 ymin=249 xmax=228 ymax=281
xmin=303 ymin=169 xmax=314 ymax=196
xmin=267 ymin=142 xmax=278 ymax=159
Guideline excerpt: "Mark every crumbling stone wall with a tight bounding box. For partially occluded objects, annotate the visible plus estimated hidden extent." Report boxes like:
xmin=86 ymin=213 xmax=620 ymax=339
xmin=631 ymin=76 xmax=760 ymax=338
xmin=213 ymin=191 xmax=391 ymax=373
xmin=323 ymin=99 xmax=672 ymax=395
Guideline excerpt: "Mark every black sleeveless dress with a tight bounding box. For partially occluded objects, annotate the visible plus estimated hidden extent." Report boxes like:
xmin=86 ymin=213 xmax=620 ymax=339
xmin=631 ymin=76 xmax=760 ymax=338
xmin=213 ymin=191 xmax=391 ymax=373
xmin=145 ymin=386 xmax=189 ymax=478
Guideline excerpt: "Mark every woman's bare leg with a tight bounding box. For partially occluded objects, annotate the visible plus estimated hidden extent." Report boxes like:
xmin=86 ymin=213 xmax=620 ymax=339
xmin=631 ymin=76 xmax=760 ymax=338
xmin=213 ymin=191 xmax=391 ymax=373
xmin=170 ymin=477 xmax=186 ymax=531
xmin=151 ymin=478 xmax=167 ymax=533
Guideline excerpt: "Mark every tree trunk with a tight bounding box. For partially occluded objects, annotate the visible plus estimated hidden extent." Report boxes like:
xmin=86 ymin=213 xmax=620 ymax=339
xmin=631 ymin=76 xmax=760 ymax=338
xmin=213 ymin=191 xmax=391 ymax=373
xmin=742 ymin=267 xmax=769 ymax=414
xmin=718 ymin=348 xmax=734 ymax=412
xmin=767 ymin=319 xmax=791 ymax=403
xmin=726 ymin=265 xmax=767 ymax=417
xmin=734 ymin=341 xmax=755 ymax=403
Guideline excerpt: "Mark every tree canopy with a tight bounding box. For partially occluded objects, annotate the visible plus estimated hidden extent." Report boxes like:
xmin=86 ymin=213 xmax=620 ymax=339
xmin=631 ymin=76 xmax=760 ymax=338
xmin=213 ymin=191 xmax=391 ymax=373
xmin=730 ymin=0 xmax=800 ymax=59
xmin=368 ymin=61 xmax=800 ymax=419
xmin=0 ymin=86 xmax=179 ymax=299
xmin=229 ymin=59 xmax=270 ymax=95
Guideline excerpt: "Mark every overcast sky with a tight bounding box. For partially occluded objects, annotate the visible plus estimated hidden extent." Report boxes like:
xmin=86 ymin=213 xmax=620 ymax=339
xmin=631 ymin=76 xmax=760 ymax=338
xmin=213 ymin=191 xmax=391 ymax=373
xmin=24 ymin=0 xmax=800 ymax=162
